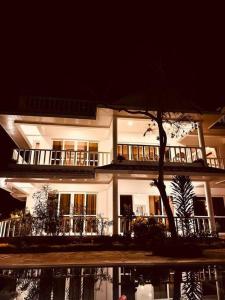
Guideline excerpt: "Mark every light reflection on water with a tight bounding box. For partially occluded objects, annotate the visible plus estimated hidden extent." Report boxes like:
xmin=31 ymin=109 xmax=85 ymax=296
xmin=0 ymin=265 xmax=224 ymax=299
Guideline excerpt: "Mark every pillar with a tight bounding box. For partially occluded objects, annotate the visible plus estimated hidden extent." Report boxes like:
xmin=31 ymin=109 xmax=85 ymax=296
xmin=204 ymin=181 xmax=216 ymax=232
xmin=197 ymin=121 xmax=207 ymax=166
xmin=112 ymin=115 xmax=118 ymax=163
xmin=113 ymin=175 xmax=118 ymax=235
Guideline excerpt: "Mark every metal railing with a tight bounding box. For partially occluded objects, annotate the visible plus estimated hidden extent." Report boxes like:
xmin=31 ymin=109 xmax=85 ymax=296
xmin=118 ymin=215 xmax=225 ymax=236
xmin=13 ymin=149 xmax=111 ymax=167
xmin=117 ymin=144 xmax=203 ymax=163
xmin=0 ymin=216 xmax=111 ymax=237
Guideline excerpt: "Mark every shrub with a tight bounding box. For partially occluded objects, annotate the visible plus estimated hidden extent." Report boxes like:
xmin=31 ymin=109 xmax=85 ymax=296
xmin=132 ymin=216 xmax=166 ymax=240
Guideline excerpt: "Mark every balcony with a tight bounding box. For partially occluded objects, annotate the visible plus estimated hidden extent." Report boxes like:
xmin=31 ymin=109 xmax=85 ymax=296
xmin=0 ymin=216 xmax=111 ymax=237
xmin=118 ymin=215 xmax=225 ymax=236
xmin=118 ymin=144 xmax=203 ymax=163
xmin=117 ymin=144 xmax=225 ymax=169
xmin=13 ymin=149 xmax=111 ymax=167
xmin=0 ymin=96 xmax=97 ymax=119
xmin=0 ymin=215 xmax=224 ymax=237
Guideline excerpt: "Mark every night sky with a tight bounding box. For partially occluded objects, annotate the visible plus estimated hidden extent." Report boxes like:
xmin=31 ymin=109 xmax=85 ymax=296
xmin=0 ymin=6 xmax=225 ymax=214
xmin=1 ymin=6 xmax=225 ymax=108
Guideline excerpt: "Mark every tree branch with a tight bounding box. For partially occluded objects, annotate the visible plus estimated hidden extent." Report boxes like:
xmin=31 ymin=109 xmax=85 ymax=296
xmin=120 ymin=109 xmax=158 ymax=121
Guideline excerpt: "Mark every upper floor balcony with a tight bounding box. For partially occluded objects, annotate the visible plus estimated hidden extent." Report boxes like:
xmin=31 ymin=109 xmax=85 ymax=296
xmin=12 ymin=144 xmax=225 ymax=170
xmin=0 ymin=96 xmax=97 ymax=119
xmin=5 ymin=114 xmax=225 ymax=171
xmin=13 ymin=148 xmax=111 ymax=167
xmin=117 ymin=144 xmax=225 ymax=169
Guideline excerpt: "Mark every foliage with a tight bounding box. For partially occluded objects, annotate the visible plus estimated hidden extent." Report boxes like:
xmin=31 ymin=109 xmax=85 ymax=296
xmin=171 ymin=175 xmax=195 ymax=236
xmin=32 ymin=185 xmax=61 ymax=236
xmin=182 ymin=271 xmax=203 ymax=300
xmin=131 ymin=216 xmax=166 ymax=239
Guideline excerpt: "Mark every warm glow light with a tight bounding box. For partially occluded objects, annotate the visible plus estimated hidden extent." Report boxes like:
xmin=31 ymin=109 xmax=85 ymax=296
xmin=20 ymin=124 xmax=40 ymax=136
xmin=128 ymin=120 xmax=133 ymax=126
xmin=13 ymin=183 xmax=33 ymax=189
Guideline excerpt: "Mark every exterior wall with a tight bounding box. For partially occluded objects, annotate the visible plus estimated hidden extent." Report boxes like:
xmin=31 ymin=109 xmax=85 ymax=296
xmin=25 ymin=183 xmax=112 ymax=220
xmin=118 ymin=179 xmax=225 ymax=216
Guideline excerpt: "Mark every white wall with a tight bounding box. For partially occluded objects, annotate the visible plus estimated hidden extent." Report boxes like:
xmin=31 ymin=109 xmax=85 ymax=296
xmin=25 ymin=183 xmax=112 ymax=218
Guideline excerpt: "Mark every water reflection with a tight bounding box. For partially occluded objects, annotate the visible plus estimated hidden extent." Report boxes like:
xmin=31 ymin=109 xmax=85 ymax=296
xmin=0 ymin=265 xmax=224 ymax=299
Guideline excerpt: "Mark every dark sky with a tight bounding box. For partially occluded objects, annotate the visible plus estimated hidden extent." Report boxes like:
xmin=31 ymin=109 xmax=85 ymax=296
xmin=1 ymin=6 xmax=224 ymax=108
xmin=0 ymin=6 xmax=225 ymax=214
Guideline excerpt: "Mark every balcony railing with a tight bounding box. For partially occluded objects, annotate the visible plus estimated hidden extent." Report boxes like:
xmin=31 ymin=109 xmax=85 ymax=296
xmin=119 ymin=215 xmax=225 ymax=236
xmin=207 ymin=157 xmax=225 ymax=169
xmin=0 ymin=216 xmax=111 ymax=237
xmin=117 ymin=144 xmax=203 ymax=163
xmin=118 ymin=144 xmax=225 ymax=169
xmin=1 ymin=215 xmax=224 ymax=238
xmin=13 ymin=149 xmax=111 ymax=167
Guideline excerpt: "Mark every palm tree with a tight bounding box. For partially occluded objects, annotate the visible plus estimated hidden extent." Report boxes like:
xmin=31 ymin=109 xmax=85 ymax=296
xmin=171 ymin=175 xmax=195 ymax=236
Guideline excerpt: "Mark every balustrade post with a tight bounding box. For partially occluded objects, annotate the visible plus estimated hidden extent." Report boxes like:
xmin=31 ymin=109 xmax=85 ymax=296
xmin=197 ymin=121 xmax=207 ymax=166
xmin=112 ymin=115 xmax=118 ymax=163
xmin=113 ymin=175 xmax=118 ymax=235
xmin=0 ymin=222 xmax=3 ymax=237
xmin=204 ymin=181 xmax=216 ymax=233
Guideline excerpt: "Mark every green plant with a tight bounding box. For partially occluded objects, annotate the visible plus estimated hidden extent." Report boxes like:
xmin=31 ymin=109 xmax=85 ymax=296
xmin=171 ymin=175 xmax=195 ymax=236
xmin=131 ymin=216 xmax=166 ymax=240
xmin=32 ymin=185 xmax=61 ymax=236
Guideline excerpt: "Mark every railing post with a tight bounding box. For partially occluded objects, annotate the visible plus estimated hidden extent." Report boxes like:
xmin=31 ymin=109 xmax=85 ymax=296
xmin=2 ymin=221 xmax=6 ymax=237
xmin=204 ymin=181 xmax=216 ymax=233
xmin=197 ymin=121 xmax=208 ymax=166
xmin=113 ymin=175 xmax=118 ymax=235
xmin=113 ymin=115 xmax=118 ymax=163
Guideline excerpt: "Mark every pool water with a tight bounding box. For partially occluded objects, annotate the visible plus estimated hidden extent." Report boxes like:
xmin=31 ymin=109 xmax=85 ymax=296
xmin=0 ymin=264 xmax=224 ymax=299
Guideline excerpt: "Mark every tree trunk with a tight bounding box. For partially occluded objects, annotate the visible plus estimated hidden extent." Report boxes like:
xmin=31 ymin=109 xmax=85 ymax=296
xmin=156 ymin=111 xmax=178 ymax=238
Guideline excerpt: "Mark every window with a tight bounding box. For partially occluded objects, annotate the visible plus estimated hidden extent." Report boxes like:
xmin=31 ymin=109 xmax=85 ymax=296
xmin=52 ymin=140 xmax=98 ymax=166
xmin=57 ymin=192 xmax=97 ymax=234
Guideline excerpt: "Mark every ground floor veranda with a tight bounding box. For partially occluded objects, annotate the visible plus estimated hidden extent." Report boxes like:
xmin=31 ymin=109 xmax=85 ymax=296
xmin=1 ymin=175 xmax=225 ymax=238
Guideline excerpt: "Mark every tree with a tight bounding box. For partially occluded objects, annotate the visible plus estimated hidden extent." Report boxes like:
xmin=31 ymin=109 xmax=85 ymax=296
xmin=117 ymin=109 xmax=197 ymax=238
xmin=32 ymin=185 xmax=61 ymax=236
xmin=171 ymin=175 xmax=195 ymax=236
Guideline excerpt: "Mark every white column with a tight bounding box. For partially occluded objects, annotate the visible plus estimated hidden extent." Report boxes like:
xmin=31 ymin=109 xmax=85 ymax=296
xmin=197 ymin=121 xmax=207 ymax=166
xmin=112 ymin=175 xmax=118 ymax=235
xmin=112 ymin=115 xmax=118 ymax=163
xmin=204 ymin=181 xmax=216 ymax=232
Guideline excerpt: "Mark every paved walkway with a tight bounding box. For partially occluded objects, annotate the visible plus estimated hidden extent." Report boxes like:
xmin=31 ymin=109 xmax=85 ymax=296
xmin=0 ymin=249 xmax=225 ymax=268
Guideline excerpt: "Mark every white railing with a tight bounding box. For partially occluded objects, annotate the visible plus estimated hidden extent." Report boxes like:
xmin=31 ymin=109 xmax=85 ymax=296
xmin=207 ymin=157 xmax=225 ymax=169
xmin=117 ymin=144 xmax=203 ymax=164
xmin=118 ymin=215 xmax=225 ymax=236
xmin=0 ymin=216 xmax=111 ymax=237
xmin=13 ymin=149 xmax=111 ymax=167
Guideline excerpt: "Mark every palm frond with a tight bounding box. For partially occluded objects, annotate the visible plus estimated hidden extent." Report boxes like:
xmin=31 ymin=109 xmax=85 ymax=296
xmin=171 ymin=176 xmax=195 ymax=236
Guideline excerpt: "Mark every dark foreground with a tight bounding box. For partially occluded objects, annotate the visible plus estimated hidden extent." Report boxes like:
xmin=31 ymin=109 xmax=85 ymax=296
xmin=0 ymin=249 xmax=225 ymax=268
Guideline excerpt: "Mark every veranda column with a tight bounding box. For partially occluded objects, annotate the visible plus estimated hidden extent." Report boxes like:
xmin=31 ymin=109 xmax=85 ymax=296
xmin=112 ymin=115 xmax=118 ymax=162
xmin=113 ymin=175 xmax=118 ymax=235
xmin=204 ymin=181 xmax=216 ymax=233
xmin=197 ymin=121 xmax=207 ymax=166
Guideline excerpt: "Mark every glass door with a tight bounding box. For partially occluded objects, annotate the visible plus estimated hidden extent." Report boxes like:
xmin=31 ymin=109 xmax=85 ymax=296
xmin=64 ymin=141 xmax=75 ymax=165
xmin=76 ymin=142 xmax=88 ymax=166
xmin=73 ymin=193 xmax=97 ymax=234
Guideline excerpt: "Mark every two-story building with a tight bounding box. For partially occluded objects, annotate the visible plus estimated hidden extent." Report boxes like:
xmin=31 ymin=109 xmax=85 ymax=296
xmin=0 ymin=96 xmax=224 ymax=237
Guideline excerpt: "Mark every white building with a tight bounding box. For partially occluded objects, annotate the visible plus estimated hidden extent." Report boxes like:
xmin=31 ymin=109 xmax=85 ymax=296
xmin=0 ymin=97 xmax=224 ymax=237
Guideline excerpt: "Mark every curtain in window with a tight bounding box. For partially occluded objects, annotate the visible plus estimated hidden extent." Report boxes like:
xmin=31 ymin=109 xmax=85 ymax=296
xmin=86 ymin=194 xmax=96 ymax=215
xmin=74 ymin=194 xmax=85 ymax=215
xmin=59 ymin=194 xmax=70 ymax=215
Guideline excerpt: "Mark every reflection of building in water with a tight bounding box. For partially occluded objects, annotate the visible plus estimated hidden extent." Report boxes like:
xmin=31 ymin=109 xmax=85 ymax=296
xmin=0 ymin=265 xmax=224 ymax=299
